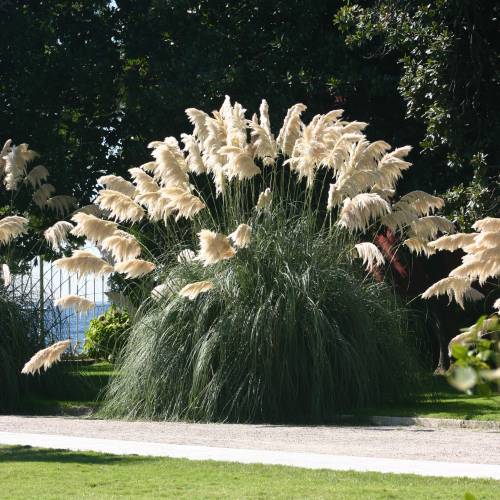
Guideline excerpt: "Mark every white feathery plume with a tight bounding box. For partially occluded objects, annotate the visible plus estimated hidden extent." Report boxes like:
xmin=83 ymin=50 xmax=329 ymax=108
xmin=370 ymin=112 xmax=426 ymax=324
xmin=181 ymin=134 xmax=206 ymax=174
xmin=26 ymin=165 xmax=49 ymax=188
xmin=98 ymin=175 xmax=137 ymax=198
xmin=135 ymin=191 xmax=172 ymax=222
xmin=54 ymin=250 xmax=113 ymax=276
xmin=54 ymin=295 xmax=95 ymax=313
xmin=472 ymin=217 xmax=500 ymax=233
xmin=221 ymin=96 xmax=248 ymax=149
xmin=139 ymin=161 xmax=157 ymax=172
xmin=249 ymin=104 xmax=277 ymax=165
xmin=403 ymin=238 xmax=436 ymax=257
xmin=185 ymin=107 xmax=210 ymax=143
xmin=340 ymin=121 xmax=369 ymax=134
xmin=114 ymin=259 xmax=156 ymax=279
xmin=428 ymin=233 xmax=477 ymax=252
xmin=397 ymin=191 xmax=444 ymax=216
xmin=179 ymin=281 xmax=214 ymax=300
xmin=129 ymin=168 xmax=159 ymax=194
xmin=44 ymin=221 xmax=73 ymax=251
xmin=0 ymin=216 xmax=29 ymax=245
xmin=2 ymin=263 xmax=11 ymax=286
xmin=71 ymin=213 xmax=117 ymax=243
xmin=354 ymin=242 xmax=385 ymax=271
xmin=450 ymin=252 xmax=500 ymax=285
xmin=101 ymin=230 xmax=141 ymax=262
xmin=256 ymin=187 xmax=272 ymax=211
xmin=229 ymin=223 xmax=252 ymax=248
xmin=150 ymin=138 xmax=189 ymax=187
xmin=494 ymin=298 xmax=500 ymax=314
xmin=46 ymin=195 xmax=76 ymax=216
xmin=473 ymin=231 xmax=500 ymax=250
xmin=0 ymin=139 xmax=12 ymax=177
xmin=376 ymin=146 xmax=412 ymax=189
xmin=219 ymin=145 xmax=261 ymax=181
xmin=96 ymin=189 xmax=145 ymax=223
xmin=212 ymin=168 xmax=227 ymax=198
xmin=33 ymin=183 xmax=56 ymax=207
xmin=177 ymin=249 xmax=196 ymax=263
xmin=161 ymin=186 xmax=205 ymax=220
xmin=337 ymin=193 xmax=391 ymax=232
xmin=285 ymin=117 xmax=327 ymax=189
xmin=408 ymin=216 xmax=455 ymax=242
xmin=277 ymin=103 xmax=307 ymax=156
xmin=197 ymin=230 xmax=236 ymax=266
xmin=151 ymin=283 xmax=173 ymax=301
xmin=3 ymin=143 xmax=37 ymax=190
xmin=21 ymin=340 xmax=71 ymax=375
xmin=421 ymin=277 xmax=484 ymax=309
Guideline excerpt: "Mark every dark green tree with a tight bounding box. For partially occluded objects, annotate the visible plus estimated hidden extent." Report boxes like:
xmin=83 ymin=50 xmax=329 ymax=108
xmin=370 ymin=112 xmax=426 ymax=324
xmin=336 ymin=0 xmax=500 ymax=217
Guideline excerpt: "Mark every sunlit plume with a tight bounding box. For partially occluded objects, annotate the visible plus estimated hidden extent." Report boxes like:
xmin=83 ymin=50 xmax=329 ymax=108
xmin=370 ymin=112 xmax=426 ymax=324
xmin=128 ymin=168 xmax=159 ymax=193
xmin=421 ymin=277 xmax=484 ymax=309
xmin=54 ymin=250 xmax=113 ymax=276
xmin=0 ymin=216 xmax=29 ymax=245
xmin=71 ymin=213 xmax=117 ymax=243
xmin=354 ymin=242 xmax=385 ymax=271
xmin=44 ymin=221 xmax=73 ymax=251
xmin=101 ymin=230 xmax=141 ymax=262
xmin=2 ymin=263 xmax=11 ymax=286
xmin=179 ymin=281 xmax=214 ymax=300
xmin=98 ymin=175 xmax=137 ymax=198
xmin=197 ymin=229 xmax=236 ymax=266
xmin=161 ymin=186 xmax=205 ymax=220
xmin=229 ymin=224 xmax=252 ymax=248
xmin=54 ymin=295 xmax=95 ymax=313
xmin=21 ymin=340 xmax=71 ymax=375
xmin=256 ymin=188 xmax=272 ymax=211
xmin=114 ymin=259 xmax=156 ymax=279
xmin=96 ymin=189 xmax=145 ymax=223
xmin=337 ymin=193 xmax=391 ymax=232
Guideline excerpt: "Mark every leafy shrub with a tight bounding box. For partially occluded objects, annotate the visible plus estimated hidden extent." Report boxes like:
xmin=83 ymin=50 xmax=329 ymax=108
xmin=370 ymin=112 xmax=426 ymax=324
xmin=83 ymin=306 xmax=130 ymax=360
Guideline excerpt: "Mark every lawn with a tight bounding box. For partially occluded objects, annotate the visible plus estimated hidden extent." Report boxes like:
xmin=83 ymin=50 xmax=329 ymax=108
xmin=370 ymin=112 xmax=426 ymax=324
xmin=353 ymin=377 xmax=500 ymax=422
xmin=0 ymin=445 xmax=498 ymax=499
xmin=13 ymin=363 xmax=500 ymax=422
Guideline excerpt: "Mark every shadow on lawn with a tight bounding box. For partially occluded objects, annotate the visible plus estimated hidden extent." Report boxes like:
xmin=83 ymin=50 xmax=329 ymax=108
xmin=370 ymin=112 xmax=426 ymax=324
xmin=0 ymin=445 xmax=144 ymax=465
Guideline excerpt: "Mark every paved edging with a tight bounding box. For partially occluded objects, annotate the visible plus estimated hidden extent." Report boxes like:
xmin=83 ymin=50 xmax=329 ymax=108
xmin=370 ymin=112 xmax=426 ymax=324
xmin=1 ymin=431 xmax=499 ymax=480
xmin=342 ymin=415 xmax=500 ymax=431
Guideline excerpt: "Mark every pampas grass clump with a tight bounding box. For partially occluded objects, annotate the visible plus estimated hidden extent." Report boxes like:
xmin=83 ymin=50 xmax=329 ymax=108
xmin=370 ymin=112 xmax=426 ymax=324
xmin=102 ymin=209 xmax=417 ymax=422
xmin=95 ymin=96 xmax=450 ymax=422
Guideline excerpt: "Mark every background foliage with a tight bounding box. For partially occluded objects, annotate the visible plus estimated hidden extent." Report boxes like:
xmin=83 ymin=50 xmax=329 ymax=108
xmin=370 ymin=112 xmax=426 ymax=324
xmin=2 ymin=1 xmax=497 ymax=226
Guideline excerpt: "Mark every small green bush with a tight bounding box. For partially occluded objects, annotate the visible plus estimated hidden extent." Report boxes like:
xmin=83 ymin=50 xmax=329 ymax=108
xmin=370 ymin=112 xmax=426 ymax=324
xmin=83 ymin=306 xmax=130 ymax=360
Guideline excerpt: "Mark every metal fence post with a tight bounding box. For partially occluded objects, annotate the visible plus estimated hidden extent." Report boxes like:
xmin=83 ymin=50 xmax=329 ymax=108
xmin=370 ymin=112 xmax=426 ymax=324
xmin=39 ymin=256 xmax=45 ymax=345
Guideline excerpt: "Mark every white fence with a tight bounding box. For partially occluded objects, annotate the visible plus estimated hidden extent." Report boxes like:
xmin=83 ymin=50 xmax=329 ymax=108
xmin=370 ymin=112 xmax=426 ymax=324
xmin=9 ymin=254 xmax=110 ymax=351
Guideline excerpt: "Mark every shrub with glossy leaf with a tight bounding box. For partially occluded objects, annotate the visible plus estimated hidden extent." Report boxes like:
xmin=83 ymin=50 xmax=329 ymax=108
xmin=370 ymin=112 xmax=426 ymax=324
xmin=83 ymin=306 xmax=130 ymax=360
xmin=102 ymin=207 xmax=419 ymax=423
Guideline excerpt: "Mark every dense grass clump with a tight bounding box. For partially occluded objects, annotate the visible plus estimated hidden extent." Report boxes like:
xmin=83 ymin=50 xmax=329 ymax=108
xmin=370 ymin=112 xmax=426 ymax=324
xmin=102 ymin=207 xmax=419 ymax=423
xmin=0 ymin=292 xmax=39 ymax=410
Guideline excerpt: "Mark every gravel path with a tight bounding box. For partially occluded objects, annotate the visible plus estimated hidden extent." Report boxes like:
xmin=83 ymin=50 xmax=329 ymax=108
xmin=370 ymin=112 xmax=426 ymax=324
xmin=1 ymin=415 xmax=499 ymax=465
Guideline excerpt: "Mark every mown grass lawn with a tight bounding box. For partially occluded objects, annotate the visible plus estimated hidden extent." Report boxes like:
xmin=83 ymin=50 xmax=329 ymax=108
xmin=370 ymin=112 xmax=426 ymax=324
xmin=16 ymin=363 xmax=499 ymax=422
xmin=0 ymin=445 xmax=498 ymax=499
xmin=354 ymin=377 xmax=500 ymax=422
